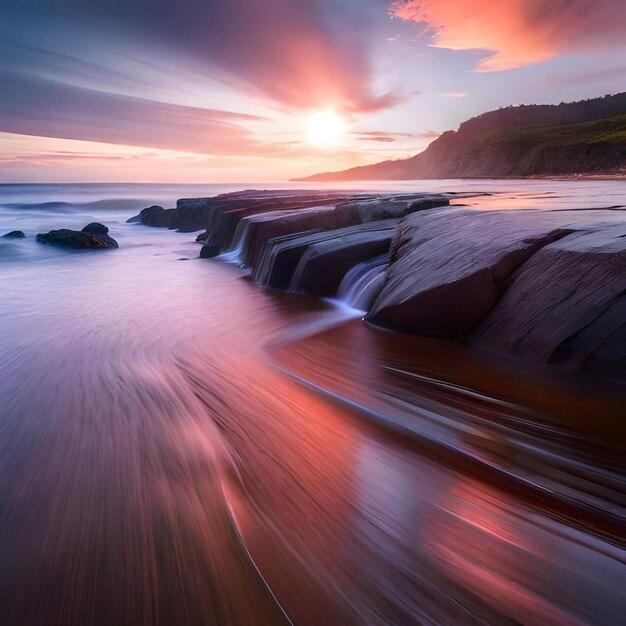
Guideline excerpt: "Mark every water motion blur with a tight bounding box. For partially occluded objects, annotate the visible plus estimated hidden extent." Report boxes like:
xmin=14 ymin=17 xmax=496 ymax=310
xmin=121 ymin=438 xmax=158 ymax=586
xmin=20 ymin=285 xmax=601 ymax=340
xmin=1 ymin=181 xmax=624 ymax=625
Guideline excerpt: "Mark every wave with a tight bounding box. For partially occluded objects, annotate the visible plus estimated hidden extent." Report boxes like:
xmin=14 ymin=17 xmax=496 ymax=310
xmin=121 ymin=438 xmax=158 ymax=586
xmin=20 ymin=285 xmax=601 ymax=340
xmin=1 ymin=198 xmax=155 ymax=213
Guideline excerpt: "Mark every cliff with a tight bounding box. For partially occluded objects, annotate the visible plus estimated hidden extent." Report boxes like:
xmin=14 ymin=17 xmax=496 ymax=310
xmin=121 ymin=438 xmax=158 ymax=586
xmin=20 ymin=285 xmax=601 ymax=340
xmin=297 ymin=93 xmax=626 ymax=181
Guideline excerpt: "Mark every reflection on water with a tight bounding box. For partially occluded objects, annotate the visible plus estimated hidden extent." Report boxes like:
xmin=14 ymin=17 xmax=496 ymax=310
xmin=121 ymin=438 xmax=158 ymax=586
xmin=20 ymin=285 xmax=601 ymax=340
xmin=0 ymin=181 xmax=625 ymax=625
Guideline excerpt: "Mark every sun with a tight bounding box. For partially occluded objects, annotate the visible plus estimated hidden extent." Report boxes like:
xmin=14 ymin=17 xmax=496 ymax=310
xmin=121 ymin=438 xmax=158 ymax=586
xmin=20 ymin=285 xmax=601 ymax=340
xmin=306 ymin=110 xmax=346 ymax=148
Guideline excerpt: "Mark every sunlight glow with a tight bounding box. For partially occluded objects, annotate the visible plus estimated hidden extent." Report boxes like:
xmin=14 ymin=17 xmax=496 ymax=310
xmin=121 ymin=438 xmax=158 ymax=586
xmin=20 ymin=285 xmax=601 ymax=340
xmin=306 ymin=110 xmax=346 ymax=148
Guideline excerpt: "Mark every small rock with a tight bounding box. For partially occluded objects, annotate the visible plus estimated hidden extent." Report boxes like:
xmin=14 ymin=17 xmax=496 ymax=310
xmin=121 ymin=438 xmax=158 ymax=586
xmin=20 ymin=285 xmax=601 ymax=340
xmin=82 ymin=222 xmax=109 ymax=237
xmin=2 ymin=230 xmax=25 ymax=238
xmin=200 ymin=244 xmax=220 ymax=258
xmin=36 ymin=223 xmax=118 ymax=249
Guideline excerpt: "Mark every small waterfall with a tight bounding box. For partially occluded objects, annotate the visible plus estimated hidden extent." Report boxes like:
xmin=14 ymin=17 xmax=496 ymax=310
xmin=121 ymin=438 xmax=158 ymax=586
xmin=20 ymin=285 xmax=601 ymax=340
xmin=337 ymin=256 xmax=388 ymax=312
xmin=219 ymin=205 xmax=335 ymax=267
xmin=218 ymin=219 xmax=253 ymax=265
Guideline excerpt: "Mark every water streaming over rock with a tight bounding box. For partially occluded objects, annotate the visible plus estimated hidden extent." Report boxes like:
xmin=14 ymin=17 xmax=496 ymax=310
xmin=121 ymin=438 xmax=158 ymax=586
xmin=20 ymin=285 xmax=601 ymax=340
xmin=337 ymin=255 xmax=388 ymax=311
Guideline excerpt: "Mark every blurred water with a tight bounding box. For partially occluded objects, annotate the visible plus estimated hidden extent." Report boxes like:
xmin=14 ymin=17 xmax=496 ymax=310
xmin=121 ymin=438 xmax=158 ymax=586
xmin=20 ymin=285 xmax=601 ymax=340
xmin=0 ymin=181 xmax=625 ymax=625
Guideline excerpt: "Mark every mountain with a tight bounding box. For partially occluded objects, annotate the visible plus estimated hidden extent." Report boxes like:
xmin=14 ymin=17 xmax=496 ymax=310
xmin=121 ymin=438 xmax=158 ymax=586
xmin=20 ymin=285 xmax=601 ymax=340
xmin=296 ymin=93 xmax=626 ymax=181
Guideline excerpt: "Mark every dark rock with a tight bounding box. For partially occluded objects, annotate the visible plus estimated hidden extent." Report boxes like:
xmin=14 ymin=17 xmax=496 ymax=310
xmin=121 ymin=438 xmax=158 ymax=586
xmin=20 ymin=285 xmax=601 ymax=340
xmin=216 ymin=191 xmax=451 ymax=269
xmin=2 ymin=230 xmax=25 ymax=238
xmin=367 ymin=208 xmax=580 ymax=336
xmin=252 ymin=218 xmax=404 ymax=295
xmin=338 ymin=194 xmax=449 ymax=223
xmin=176 ymin=197 xmax=212 ymax=210
xmin=364 ymin=206 xmax=626 ymax=381
xmin=471 ymin=224 xmax=626 ymax=382
xmin=236 ymin=205 xmax=344 ymax=267
xmin=128 ymin=191 xmax=453 ymax=259
xmin=36 ymin=224 xmax=118 ymax=249
xmin=127 ymin=205 xmax=162 ymax=223
xmin=82 ymin=222 xmax=109 ymax=237
xmin=127 ymin=205 xmax=178 ymax=228
xmin=286 ymin=222 xmax=396 ymax=296
xmin=201 ymin=191 xmax=369 ymax=252
xmin=199 ymin=244 xmax=220 ymax=258
xmin=254 ymin=230 xmax=323 ymax=290
xmin=81 ymin=223 xmax=118 ymax=247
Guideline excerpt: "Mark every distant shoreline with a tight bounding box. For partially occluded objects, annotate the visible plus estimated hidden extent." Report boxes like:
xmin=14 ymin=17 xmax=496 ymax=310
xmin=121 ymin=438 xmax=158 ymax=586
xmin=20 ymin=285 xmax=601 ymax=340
xmin=292 ymin=173 xmax=626 ymax=183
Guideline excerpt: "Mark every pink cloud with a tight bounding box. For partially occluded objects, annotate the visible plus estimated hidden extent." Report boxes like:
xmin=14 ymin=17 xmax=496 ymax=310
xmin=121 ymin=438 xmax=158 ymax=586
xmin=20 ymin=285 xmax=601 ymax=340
xmin=391 ymin=0 xmax=626 ymax=70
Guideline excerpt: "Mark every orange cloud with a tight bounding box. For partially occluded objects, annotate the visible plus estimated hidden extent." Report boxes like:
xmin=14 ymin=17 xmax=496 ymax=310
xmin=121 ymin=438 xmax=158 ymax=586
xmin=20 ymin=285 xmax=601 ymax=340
xmin=391 ymin=0 xmax=626 ymax=70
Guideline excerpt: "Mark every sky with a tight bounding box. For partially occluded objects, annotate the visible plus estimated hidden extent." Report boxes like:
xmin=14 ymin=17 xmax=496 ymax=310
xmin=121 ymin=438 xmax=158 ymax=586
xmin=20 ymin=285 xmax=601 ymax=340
xmin=1 ymin=0 xmax=625 ymax=183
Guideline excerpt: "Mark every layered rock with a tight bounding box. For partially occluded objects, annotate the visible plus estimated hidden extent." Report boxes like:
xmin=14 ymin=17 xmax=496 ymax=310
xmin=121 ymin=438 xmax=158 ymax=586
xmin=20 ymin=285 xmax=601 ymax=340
xmin=367 ymin=209 xmax=580 ymax=335
xmin=471 ymin=224 xmax=626 ymax=380
xmin=227 ymin=205 xmax=340 ymax=267
xmin=199 ymin=192 xmax=373 ymax=252
xmin=212 ymin=192 xmax=450 ymax=268
xmin=286 ymin=221 xmax=396 ymax=296
xmin=36 ymin=223 xmax=118 ymax=249
xmin=128 ymin=190 xmax=372 ymax=237
xmin=254 ymin=220 xmax=396 ymax=295
xmin=128 ymin=190 xmax=451 ymax=268
xmin=367 ymin=208 xmax=626 ymax=381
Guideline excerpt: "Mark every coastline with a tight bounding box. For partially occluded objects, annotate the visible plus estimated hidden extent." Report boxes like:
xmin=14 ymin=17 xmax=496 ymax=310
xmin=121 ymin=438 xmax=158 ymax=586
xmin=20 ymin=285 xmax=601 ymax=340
xmin=1 ymin=180 xmax=625 ymax=624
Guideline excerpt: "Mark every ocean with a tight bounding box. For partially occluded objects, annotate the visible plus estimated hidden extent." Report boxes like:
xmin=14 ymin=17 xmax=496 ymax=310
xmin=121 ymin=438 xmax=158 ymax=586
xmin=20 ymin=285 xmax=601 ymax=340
xmin=0 ymin=179 xmax=624 ymax=625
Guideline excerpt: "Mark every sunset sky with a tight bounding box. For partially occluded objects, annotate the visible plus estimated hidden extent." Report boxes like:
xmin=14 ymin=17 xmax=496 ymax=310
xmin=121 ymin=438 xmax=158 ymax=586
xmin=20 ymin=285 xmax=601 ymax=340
xmin=1 ymin=0 xmax=625 ymax=183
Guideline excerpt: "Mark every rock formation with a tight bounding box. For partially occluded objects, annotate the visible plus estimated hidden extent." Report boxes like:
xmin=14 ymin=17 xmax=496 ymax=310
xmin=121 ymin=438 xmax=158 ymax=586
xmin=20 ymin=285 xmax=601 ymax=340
xmin=471 ymin=224 xmax=626 ymax=380
xmin=367 ymin=207 xmax=626 ymax=381
xmin=132 ymin=189 xmax=626 ymax=383
xmin=37 ymin=223 xmax=118 ymax=249
xmin=266 ymin=220 xmax=396 ymax=296
xmin=2 ymin=230 xmax=25 ymax=238
xmin=367 ymin=209 xmax=577 ymax=335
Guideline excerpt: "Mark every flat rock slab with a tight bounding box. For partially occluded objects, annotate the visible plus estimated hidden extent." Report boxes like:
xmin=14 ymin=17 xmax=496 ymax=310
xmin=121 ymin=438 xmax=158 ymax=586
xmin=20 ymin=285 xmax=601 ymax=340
xmin=368 ymin=208 xmax=583 ymax=335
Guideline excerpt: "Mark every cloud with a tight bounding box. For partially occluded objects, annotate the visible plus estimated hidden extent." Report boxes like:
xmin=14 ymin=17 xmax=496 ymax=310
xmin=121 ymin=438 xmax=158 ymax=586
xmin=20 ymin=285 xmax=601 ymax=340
xmin=357 ymin=135 xmax=396 ymax=142
xmin=353 ymin=130 xmax=417 ymax=142
xmin=353 ymin=129 xmax=440 ymax=143
xmin=391 ymin=0 xmax=626 ymax=70
xmin=437 ymin=92 xmax=467 ymax=97
xmin=415 ymin=130 xmax=440 ymax=140
xmin=0 ymin=69 xmax=272 ymax=156
xmin=2 ymin=0 xmax=397 ymax=115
